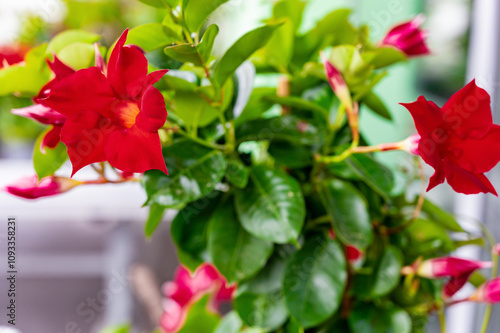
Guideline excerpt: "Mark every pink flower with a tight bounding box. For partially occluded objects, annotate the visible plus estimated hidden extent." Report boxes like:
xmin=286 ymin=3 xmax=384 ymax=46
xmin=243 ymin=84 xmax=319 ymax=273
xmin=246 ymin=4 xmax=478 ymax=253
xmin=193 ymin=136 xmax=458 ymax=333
xmin=320 ymin=51 xmax=351 ymax=109
xmin=468 ymin=277 xmax=500 ymax=303
xmin=160 ymin=263 xmax=236 ymax=333
xmin=380 ymin=15 xmax=430 ymax=57
xmin=2 ymin=175 xmax=81 ymax=199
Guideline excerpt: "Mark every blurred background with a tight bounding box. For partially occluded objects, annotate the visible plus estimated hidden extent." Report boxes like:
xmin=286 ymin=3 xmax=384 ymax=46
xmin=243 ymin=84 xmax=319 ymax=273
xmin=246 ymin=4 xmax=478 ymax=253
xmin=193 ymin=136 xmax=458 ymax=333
xmin=0 ymin=0 xmax=499 ymax=332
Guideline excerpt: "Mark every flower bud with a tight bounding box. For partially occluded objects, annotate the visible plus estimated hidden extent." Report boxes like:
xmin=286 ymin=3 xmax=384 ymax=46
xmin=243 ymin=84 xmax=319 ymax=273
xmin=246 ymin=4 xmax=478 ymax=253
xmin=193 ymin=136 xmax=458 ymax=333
xmin=417 ymin=256 xmax=492 ymax=279
xmin=469 ymin=277 xmax=500 ymax=303
xmin=320 ymin=51 xmax=352 ymax=108
xmin=380 ymin=15 xmax=430 ymax=57
xmin=2 ymin=175 xmax=81 ymax=199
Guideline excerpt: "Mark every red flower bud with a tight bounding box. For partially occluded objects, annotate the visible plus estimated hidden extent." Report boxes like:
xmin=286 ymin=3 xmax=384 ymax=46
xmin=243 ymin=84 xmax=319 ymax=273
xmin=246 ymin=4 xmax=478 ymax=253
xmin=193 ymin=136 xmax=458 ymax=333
xmin=320 ymin=51 xmax=352 ymax=109
xmin=380 ymin=15 xmax=430 ymax=57
xmin=469 ymin=277 xmax=500 ymax=303
xmin=417 ymin=257 xmax=492 ymax=279
xmin=2 ymin=175 xmax=81 ymax=199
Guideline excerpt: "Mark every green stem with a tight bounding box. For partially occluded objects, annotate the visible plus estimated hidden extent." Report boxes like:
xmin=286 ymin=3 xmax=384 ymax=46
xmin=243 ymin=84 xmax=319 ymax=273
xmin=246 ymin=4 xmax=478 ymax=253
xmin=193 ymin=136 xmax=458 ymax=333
xmin=219 ymin=112 xmax=235 ymax=153
xmin=177 ymin=128 xmax=227 ymax=150
xmin=480 ymin=251 xmax=499 ymax=333
xmin=438 ymin=305 xmax=446 ymax=333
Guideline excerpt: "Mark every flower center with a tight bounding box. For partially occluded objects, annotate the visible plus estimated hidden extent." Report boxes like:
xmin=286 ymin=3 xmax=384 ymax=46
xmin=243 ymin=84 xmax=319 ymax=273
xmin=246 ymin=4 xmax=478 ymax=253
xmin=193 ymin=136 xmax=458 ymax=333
xmin=115 ymin=101 xmax=140 ymax=129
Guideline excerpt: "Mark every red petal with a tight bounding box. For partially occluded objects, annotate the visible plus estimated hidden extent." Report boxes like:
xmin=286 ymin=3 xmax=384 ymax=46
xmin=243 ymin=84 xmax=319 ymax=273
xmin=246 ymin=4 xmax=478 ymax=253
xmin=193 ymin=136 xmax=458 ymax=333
xmin=47 ymin=55 xmax=75 ymax=79
xmin=136 ymin=86 xmax=167 ymax=132
xmin=41 ymin=125 xmax=63 ymax=151
xmin=107 ymin=29 xmax=148 ymax=98
xmin=105 ymin=125 xmax=167 ymax=174
xmin=442 ymin=80 xmax=492 ymax=139
xmin=443 ymin=274 xmax=472 ymax=299
xmin=400 ymin=96 xmax=443 ymax=138
xmin=60 ymin=111 xmax=116 ymax=176
xmin=443 ymin=159 xmax=497 ymax=195
xmin=143 ymin=70 xmax=169 ymax=91
xmin=447 ymin=125 xmax=500 ymax=174
xmin=37 ymin=67 xmax=116 ymax=119
xmin=11 ymin=104 xmax=65 ymax=125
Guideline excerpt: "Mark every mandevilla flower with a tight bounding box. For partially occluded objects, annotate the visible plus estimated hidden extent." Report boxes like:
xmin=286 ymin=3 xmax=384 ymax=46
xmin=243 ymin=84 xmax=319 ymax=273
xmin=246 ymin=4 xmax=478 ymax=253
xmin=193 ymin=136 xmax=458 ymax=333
xmin=37 ymin=29 xmax=169 ymax=176
xmin=0 ymin=45 xmax=27 ymax=68
xmin=1 ymin=175 xmax=81 ymax=199
xmin=160 ymin=263 xmax=236 ymax=333
xmin=468 ymin=277 xmax=500 ymax=303
xmin=401 ymin=80 xmax=500 ymax=195
xmin=408 ymin=256 xmax=492 ymax=299
xmin=12 ymin=56 xmax=74 ymax=151
xmin=320 ymin=51 xmax=352 ymax=109
xmin=379 ymin=15 xmax=430 ymax=57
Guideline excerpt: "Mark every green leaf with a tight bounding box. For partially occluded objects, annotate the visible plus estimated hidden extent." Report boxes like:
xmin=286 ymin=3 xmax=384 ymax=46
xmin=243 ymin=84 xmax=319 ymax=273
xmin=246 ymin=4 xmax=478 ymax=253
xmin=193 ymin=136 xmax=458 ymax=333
xmin=234 ymin=290 xmax=288 ymax=330
xmin=33 ymin=128 xmax=68 ymax=179
xmin=371 ymin=246 xmax=403 ymax=298
xmin=171 ymin=90 xmax=219 ymax=127
xmin=214 ymin=312 xmax=244 ymax=333
xmin=235 ymin=87 xmax=276 ymax=127
xmin=47 ymin=29 xmax=100 ymax=53
xmin=422 ymin=199 xmax=464 ymax=232
xmin=137 ymin=0 xmax=170 ymax=7
xmin=225 ymin=159 xmax=250 ymax=189
xmin=236 ymin=115 xmax=319 ymax=145
xmin=349 ymin=303 xmax=411 ymax=333
xmin=253 ymin=19 xmax=294 ymax=72
xmin=144 ymin=203 xmax=166 ymax=237
xmin=171 ymin=193 xmax=221 ymax=269
xmin=285 ymin=318 xmax=304 ymax=333
xmin=208 ymin=199 xmax=273 ymax=282
xmin=197 ymin=24 xmax=219 ymax=62
xmin=127 ymin=23 xmax=178 ymax=52
xmin=362 ymin=47 xmax=406 ymax=69
xmin=283 ymin=236 xmax=347 ymax=328
xmin=235 ymin=165 xmax=306 ymax=244
xmin=0 ymin=44 xmax=50 ymax=96
xmin=214 ymin=23 xmax=282 ymax=87
xmin=403 ymin=219 xmax=455 ymax=258
xmin=264 ymin=95 xmax=329 ymax=118
xmin=165 ymin=44 xmax=203 ymax=66
xmin=273 ymin=0 xmax=306 ymax=32
xmin=318 ymin=179 xmax=373 ymax=249
xmin=361 ymin=92 xmax=392 ymax=120
xmin=57 ymin=42 xmax=95 ymax=70
xmin=345 ymin=154 xmax=394 ymax=201
xmin=178 ymin=294 xmax=221 ymax=333
xmin=268 ymin=141 xmax=312 ymax=169
xmin=329 ymin=45 xmax=373 ymax=87
xmin=183 ymin=0 xmax=230 ymax=33
xmin=142 ymin=141 xmax=226 ymax=207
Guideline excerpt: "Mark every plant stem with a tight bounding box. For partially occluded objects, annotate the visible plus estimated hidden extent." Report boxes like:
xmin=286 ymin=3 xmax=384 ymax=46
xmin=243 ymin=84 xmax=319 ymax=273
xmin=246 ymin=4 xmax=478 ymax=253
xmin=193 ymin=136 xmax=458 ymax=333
xmin=480 ymin=248 xmax=499 ymax=333
xmin=438 ymin=305 xmax=446 ymax=333
xmin=177 ymin=128 xmax=227 ymax=150
xmin=219 ymin=113 xmax=235 ymax=153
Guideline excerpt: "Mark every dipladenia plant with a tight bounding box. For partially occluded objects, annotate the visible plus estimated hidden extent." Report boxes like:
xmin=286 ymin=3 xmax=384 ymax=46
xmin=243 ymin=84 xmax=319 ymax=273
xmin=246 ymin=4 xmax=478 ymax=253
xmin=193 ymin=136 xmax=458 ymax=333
xmin=2 ymin=1 xmax=500 ymax=333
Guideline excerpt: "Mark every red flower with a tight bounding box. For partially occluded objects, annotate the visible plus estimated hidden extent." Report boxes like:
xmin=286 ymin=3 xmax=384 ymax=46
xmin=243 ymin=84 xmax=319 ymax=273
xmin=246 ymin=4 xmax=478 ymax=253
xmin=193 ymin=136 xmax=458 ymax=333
xmin=380 ymin=15 xmax=430 ymax=57
xmin=12 ymin=56 xmax=74 ymax=151
xmin=2 ymin=175 xmax=81 ymax=199
xmin=37 ymin=29 xmax=169 ymax=176
xmin=401 ymin=80 xmax=500 ymax=195
xmin=0 ymin=45 xmax=28 ymax=68
xmin=160 ymin=263 xmax=236 ymax=333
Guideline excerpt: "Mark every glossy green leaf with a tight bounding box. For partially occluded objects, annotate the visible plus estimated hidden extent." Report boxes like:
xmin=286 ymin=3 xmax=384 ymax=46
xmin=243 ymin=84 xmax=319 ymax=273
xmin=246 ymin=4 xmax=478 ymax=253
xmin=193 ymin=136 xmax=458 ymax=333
xmin=371 ymin=246 xmax=403 ymax=297
xmin=345 ymin=154 xmax=394 ymax=200
xmin=171 ymin=91 xmax=219 ymax=127
xmin=208 ymin=199 xmax=273 ymax=282
xmin=349 ymin=303 xmax=411 ymax=333
xmin=361 ymin=92 xmax=392 ymax=120
xmin=178 ymin=294 xmax=220 ymax=333
xmin=33 ymin=128 xmax=68 ymax=180
xmin=165 ymin=44 xmax=203 ymax=66
xmin=225 ymin=159 xmax=250 ymax=189
xmin=197 ymin=24 xmax=219 ymax=62
xmin=273 ymin=0 xmax=306 ymax=32
xmin=57 ymin=42 xmax=95 ymax=70
xmin=235 ymin=165 xmax=306 ymax=244
xmin=183 ymin=0 xmax=230 ymax=33
xmin=127 ymin=23 xmax=178 ymax=52
xmin=137 ymin=0 xmax=170 ymax=7
xmin=422 ymin=199 xmax=464 ymax=232
xmin=0 ymin=44 xmax=50 ymax=96
xmin=214 ymin=23 xmax=282 ymax=87
xmin=47 ymin=29 xmax=100 ymax=53
xmin=171 ymin=193 xmax=221 ymax=269
xmin=268 ymin=141 xmax=312 ymax=169
xmin=283 ymin=236 xmax=347 ymax=328
xmin=285 ymin=318 xmax=304 ymax=333
xmin=264 ymin=95 xmax=329 ymax=118
xmin=253 ymin=20 xmax=294 ymax=72
xmin=214 ymin=311 xmax=244 ymax=333
xmin=144 ymin=203 xmax=166 ymax=237
xmin=403 ymin=219 xmax=455 ymax=258
xmin=234 ymin=290 xmax=288 ymax=330
xmin=329 ymin=45 xmax=373 ymax=87
xmin=142 ymin=141 xmax=226 ymax=207
xmin=318 ymin=179 xmax=373 ymax=249
xmin=236 ymin=115 xmax=319 ymax=145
